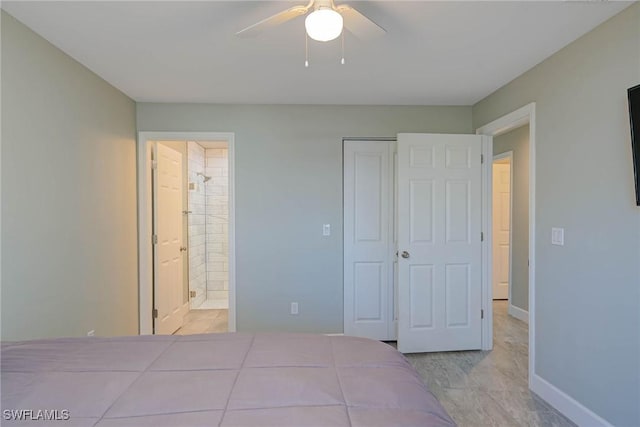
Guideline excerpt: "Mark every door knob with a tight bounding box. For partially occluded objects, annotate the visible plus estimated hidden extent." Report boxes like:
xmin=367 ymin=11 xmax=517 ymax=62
xmin=401 ymin=251 xmax=410 ymax=259
xmin=180 ymin=246 xmax=187 ymax=252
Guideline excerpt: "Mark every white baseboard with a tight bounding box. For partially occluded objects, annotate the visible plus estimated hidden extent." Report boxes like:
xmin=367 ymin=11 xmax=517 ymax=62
xmin=324 ymin=333 xmax=345 ymax=336
xmin=531 ymin=374 xmax=613 ymax=427
xmin=508 ymin=303 xmax=529 ymax=324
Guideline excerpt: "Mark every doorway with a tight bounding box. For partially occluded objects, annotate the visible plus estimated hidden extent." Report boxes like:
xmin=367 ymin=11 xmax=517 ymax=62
xmin=343 ymin=134 xmax=489 ymax=353
xmin=476 ymin=103 xmax=535 ymax=387
xmin=492 ymin=152 xmax=512 ymax=301
xmin=186 ymin=141 xmax=230 ymax=311
xmin=138 ymin=132 xmax=236 ymax=335
xmin=492 ymin=125 xmax=530 ymax=324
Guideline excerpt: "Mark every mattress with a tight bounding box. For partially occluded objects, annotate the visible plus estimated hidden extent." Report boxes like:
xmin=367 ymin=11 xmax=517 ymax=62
xmin=1 ymin=333 xmax=455 ymax=426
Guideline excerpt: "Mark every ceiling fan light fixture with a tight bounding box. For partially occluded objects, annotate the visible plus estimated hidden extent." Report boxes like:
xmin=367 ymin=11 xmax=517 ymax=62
xmin=305 ymin=8 xmax=343 ymax=42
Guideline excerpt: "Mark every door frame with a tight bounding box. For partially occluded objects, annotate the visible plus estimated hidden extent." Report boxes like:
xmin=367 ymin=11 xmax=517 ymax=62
xmin=343 ymin=135 xmax=493 ymax=351
xmin=137 ymin=131 xmax=237 ymax=335
xmin=492 ymin=151 xmax=514 ymax=304
xmin=476 ymin=102 xmax=536 ymax=387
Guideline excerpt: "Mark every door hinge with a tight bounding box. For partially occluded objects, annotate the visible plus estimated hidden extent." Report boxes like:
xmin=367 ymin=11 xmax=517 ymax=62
xmin=153 ymin=308 xmax=158 ymax=319
xmin=481 ymin=232 xmax=484 ymax=242
xmin=152 ymin=234 xmax=158 ymax=245
xmin=151 ymin=160 xmax=158 ymax=169
xmin=481 ymin=154 xmax=484 ymax=164
xmin=481 ymin=309 xmax=484 ymax=319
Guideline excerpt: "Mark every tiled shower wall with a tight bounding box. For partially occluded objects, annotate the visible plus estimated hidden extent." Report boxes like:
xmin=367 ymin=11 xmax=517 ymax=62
xmin=187 ymin=142 xmax=207 ymax=309
xmin=205 ymin=148 xmax=229 ymax=309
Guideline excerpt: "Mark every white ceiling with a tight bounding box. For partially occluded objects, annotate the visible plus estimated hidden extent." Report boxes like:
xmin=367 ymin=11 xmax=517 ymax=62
xmin=2 ymin=1 xmax=633 ymax=105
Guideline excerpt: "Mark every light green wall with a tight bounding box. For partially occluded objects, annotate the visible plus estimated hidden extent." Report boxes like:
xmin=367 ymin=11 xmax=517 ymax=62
xmin=1 ymin=11 xmax=139 ymax=340
xmin=5 ymin=3 xmax=638 ymax=423
xmin=137 ymin=104 xmax=472 ymax=333
xmin=473 ymin=4 xmax=640 ymax=425
xmin=494 ymin=125 xmax=529 ymax=312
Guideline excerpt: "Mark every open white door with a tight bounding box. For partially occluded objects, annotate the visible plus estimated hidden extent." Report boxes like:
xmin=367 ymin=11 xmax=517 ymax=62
xmin=397 ymin=133 xmax=483 ymax=353
xmin=343 ymin=140 xmax=396 ymax=341
xmin=492 ymin=159 xmax=511 ymax=300
xmin=154 ymin=143 xmax=187 ymax=335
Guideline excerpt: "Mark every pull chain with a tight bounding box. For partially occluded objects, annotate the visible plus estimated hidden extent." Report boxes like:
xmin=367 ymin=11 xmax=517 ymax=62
xmin=341 ymin=30 xmax=345 ymax=65
xmin=305 ymin=32 xmax=309 ymax=68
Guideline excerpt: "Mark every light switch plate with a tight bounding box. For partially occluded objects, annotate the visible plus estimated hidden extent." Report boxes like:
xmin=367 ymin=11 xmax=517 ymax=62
xmin=551 ymin=227 xmax=564 ymax=246
xmin=290 ymin=302 xmax=299 ymax=315
xmin=323 ymin=224 xmax=331 ymax=236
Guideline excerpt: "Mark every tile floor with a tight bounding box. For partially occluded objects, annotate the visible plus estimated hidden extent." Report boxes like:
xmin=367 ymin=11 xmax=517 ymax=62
xmin=172 ymin=301 xmax=575 ymax=426
xmin=193 ymin=298 xmax=228 ymax=310
xmin=405 ymin=301 xmax=576 ymax=427
xmin=173 ymin=309 xmax=228 ymax=335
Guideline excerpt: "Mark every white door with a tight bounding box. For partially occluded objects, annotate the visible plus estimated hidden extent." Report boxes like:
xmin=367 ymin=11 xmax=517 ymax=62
xmin=344 ymin=141 xmax=396 ymax=340
xmin=492 ymin=159 xmax=511 ymax=300
xmin=397 ymin=133 xmax=483 ymax=353
xmin=154 ymin=143 xmax=187 ymax=335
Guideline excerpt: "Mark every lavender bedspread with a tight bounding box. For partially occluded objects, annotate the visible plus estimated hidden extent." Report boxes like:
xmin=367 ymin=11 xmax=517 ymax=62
xmin=2 ymin=333 xmax=454 ymax=426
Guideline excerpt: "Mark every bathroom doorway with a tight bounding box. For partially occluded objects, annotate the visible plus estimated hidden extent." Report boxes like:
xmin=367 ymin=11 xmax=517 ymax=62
xmin=137 ymin=132 xmax=236 ymax=335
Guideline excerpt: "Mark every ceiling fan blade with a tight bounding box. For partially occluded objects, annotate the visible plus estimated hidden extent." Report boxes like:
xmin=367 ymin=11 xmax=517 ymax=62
xmin=236 ymin=5 xmax=310 ymax=38
xmin=337 ymin=5 xmax=386 ymax=40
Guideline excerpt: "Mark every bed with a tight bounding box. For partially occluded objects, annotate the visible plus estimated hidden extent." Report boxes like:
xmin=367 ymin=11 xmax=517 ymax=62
xmin=1 ymin=333 xmax=454 ymax=426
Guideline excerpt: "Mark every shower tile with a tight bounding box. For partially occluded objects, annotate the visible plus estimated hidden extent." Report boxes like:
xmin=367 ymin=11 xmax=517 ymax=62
xmin=190 ymin=147 xmax=229 ymax=307
xmin=210 ymin=177 xmax=227 ymax=187
xmin=208 ymin=242 xmax=224 ymax=253
xmin=209 ymin=262 xmax=224 ymax=272
xmin=210 ymin=167 xmax=224 ymax=177
xmin=209 ymin=280 xmax=225 ymax=290
xmin=207 ymin=290 xmax=228 ymax=304
xmin=208 ymin=253 xmax=227 ymax=263
xmin=207 ymin=157 xmax=227 ymax=168
xmin=207 ymin=271 xmax=228 ymax=282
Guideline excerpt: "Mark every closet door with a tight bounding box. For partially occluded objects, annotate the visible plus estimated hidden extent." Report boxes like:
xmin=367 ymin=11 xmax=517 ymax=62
xmin=397 ymin=134 xmax=483 ymax=353
xmin=344 ymin=141 xmax=396 ymax=340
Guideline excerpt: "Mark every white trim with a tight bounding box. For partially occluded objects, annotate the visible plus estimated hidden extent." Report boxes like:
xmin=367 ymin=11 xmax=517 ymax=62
xmin=480 ymin=136 xmax=493 ymax=350
xmin=531 ymin=374 xmax=613 ymax=427
xmin=492 ymin=151 xmax=513 ymax=161
xmin=137 ymin=131 xmax=237 ymax=335
xmin=476 ymin=103 xmax=536 ymax=385
xmin=477 ymin=106 xmax=531 ymax=138
xmin=507 ymin=304 xmax=529 ymax=324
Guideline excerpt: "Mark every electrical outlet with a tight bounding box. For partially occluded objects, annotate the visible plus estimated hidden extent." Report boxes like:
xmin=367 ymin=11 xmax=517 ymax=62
xmin=290 ymin=302 xmax=299 ymax=315
xmin=87 ymin=330 xmax=95 ymax=337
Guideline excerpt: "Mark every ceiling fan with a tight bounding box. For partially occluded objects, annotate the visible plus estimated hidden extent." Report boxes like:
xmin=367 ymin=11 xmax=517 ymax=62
xmin=236 ymin=0 xmax=386 ymax=42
